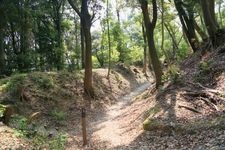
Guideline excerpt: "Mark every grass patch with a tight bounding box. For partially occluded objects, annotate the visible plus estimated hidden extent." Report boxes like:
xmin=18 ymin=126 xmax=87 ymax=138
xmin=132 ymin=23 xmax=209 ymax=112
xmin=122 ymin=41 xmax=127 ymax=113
xmin=51 ymin=109 xmax=67 ymax=123
xmin=30 ymin=73 xmax=55 ymax=89
xmin=0 ymin=74 xmax=27 ymax=92
xmin=198 ymin=60 xmax=211 ymax=74
xmin=0 ymin=104 xmax=6 ymax=117
xmin=11 ymin=114 xmax=68 ymax=149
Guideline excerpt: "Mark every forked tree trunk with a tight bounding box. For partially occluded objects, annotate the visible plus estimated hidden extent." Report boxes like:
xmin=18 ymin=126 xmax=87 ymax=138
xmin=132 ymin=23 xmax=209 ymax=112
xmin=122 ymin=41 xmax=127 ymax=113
xmin=140 ymin=0 xmax=163 ymax=88
xmin=81 ymin=1 xmax=93 ymax=96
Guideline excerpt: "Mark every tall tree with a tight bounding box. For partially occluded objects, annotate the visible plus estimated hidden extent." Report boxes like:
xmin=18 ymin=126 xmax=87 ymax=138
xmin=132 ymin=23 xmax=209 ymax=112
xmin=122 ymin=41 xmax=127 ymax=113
xmin=52 ymin=0 xmax=65 ymax=70
xmin=0 ymin=2 xmax=6 ymax=75
xmin=107 ymin=0 xmax=111 ymax=78
xmin=68 ymin=0 xmax=94 ymax=95
xmin=140 ymin=0 xmax=163 ymax=88
xmin=80 ymin=22 xmax=85 ymax=69
xmin=200 ymin=0 xmax=219 ymax=44
xmin=161 ymin=0 xmax=165 ymax=57
xmin=19 ymin=0 xmax=32 ymax=72
xmin=142 ymin=22 xmax=147 ymax=74
xmin=115 ymin=0 xmax=126 ymax=63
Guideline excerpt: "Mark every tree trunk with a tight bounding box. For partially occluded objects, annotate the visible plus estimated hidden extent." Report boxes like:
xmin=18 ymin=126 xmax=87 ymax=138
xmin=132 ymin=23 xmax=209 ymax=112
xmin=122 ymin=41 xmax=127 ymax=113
xmin=19 ymin=3 xmax=31 ymax=72
xmin=160 ymin=0 xmax=169 ymax=61
xmin=68 ymin=0 xmax=94 ymax=96
xmin=51 ymin=0 xmax=65 ymax=70
xmin=161 ymin=0 xmax=165 ymax=56
xmin=81 ymin=0 xmax=93 ymax=96
xmin=107 ymin=0 xmax=111 ymax=78
xmin=164 ymin=22 xmax=178 ymax=51
xmin=74 ymin=15 xmax=79 ymax=69
xmin=83 ymin=25 xmax=93 ymax=95
xmin=140 ymin=0 xmax=163 ymax=88
xmin=200 ymin=0 xmax=219 ymax=43
xmin=194 ymin=20 xmax=207 ymax=40
xmin=142 ymin=22 xmax=147 ymax=74
xmin=174 ymin=0 xmax=198 ymax=52
xmin=115 ymin=1 xmax=124 ymax=63
xmin=116 ymin=0 xmax=120 ymax=23
xmin=0 ymin=27 xmax=5 ymax=75
xmin=81 ymin=22 xmax=85 ymax=69
xmin=9 ymin=22 xmax=18 ymax=55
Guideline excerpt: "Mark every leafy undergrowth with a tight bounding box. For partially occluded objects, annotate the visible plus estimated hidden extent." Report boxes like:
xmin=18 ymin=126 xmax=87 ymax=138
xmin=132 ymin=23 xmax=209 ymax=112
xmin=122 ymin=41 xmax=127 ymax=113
xmin=0 ymin=65 xmax=149 ymax=149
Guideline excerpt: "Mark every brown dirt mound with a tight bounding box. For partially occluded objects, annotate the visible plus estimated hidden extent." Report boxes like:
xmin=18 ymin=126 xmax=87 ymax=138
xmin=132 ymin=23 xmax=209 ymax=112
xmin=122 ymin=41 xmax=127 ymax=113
xmin=0 ymin=65 xmax=150 ymax=149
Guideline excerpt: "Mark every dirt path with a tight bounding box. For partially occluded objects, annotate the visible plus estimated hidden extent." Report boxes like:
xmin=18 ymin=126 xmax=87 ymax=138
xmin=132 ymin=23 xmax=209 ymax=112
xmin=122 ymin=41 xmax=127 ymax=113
xmin=92 ymin=83 xmax=150 ymax=148
xmin=66 ymin=80 xmax=225 ymax=150
xmin=80 ymin=82 xmax=153 ymax=149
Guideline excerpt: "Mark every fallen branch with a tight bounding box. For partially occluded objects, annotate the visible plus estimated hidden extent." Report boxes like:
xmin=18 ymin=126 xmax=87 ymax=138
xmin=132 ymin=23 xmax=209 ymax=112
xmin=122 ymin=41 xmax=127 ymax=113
xmin=178 ymin=105 xmax=202 ymax=114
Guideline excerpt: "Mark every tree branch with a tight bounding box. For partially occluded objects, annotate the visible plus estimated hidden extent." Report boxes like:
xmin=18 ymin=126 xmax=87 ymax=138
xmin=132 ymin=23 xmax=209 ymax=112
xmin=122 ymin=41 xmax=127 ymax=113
xmin=91 ymin=12 xmax=95 ymax=22
xmin=67 ymin=0 xmax=81 ymax=17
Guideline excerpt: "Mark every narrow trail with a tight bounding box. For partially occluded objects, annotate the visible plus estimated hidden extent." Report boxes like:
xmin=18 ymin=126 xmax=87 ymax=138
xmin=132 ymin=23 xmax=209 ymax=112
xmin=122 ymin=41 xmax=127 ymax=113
xmin=88 ymin=82 xmax=153 ymax=149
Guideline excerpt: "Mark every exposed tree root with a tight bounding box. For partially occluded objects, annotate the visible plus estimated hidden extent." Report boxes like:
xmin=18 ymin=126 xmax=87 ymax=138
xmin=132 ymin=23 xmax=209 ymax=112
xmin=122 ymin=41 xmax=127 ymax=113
xmin=199 ymin=97 xmax=219 ymax=111
xmin=178 ymin=105 xmax=202 ymax=114
xmin=180 ymin=81 xmax=225 ymax=111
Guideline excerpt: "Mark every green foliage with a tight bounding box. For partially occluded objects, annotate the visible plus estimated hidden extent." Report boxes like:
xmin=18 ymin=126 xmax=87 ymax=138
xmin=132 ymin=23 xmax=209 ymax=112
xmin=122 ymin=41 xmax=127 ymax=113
xmin=11 ymin=115 xmax=30 ymax=137
xmin=162 ymin=64 xmax=180 ymax=82
xmin=11 ymin=114 xmax=67 ymax=149
xmin=11 ymin=115 xmax=28 ymax=130
xmin=0 ymin=104 xmax=6 ymax=117
xmin=195 ymin=60 xmax=212 ymax=82
xmin=0 ymin=74 xmax=27 ymax=93
xmin=198 ymin=60 xmax=211 ymax=74
xmin=128 ymin=46 xmax=143 ymax=64
xmin=177 ymin=42 xmax=189 ymax=60
xmin=51 ymin=109 xmax=66 ymax=122
xmin=30 ymin=74 xmax=54 ymax=89
xmin=147 ymin=104 xmax=161 ymax=117
xmin=49 ymin=133 xmax=68 ymax=150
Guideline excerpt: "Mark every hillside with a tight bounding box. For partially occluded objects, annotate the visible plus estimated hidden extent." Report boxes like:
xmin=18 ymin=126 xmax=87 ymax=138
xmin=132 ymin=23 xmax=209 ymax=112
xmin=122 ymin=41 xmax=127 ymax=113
xmin=0 ymin=45 xmax=225 ymax=149
xmin=0 ymin=65 xmax=150 ymax=149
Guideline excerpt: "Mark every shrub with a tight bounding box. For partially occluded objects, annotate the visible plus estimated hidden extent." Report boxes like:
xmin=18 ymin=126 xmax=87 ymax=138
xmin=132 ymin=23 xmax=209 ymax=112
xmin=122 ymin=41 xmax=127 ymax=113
xmin=51 ymin=109 xmax=66 ymax=122
xmin=30 ymin=74 xmax=54 ymax=89
xmin=198 ymin=60 xmax=211 ymax=74
xmin=162 ymin=64 xmax=180 ymax=82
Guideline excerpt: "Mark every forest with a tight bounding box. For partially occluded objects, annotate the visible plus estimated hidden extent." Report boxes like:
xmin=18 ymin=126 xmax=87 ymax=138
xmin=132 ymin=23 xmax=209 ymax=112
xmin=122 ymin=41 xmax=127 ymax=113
xmin=0 ymin=0 xmax=225 ymax=149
